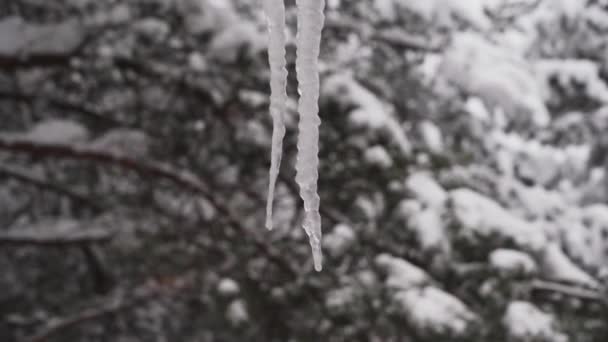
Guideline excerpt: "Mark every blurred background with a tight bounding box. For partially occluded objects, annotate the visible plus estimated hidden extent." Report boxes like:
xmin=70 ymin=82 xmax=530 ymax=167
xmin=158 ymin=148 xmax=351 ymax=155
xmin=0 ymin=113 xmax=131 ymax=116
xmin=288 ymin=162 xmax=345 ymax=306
xmin=2 ymin=0 xmax=608 ymax=341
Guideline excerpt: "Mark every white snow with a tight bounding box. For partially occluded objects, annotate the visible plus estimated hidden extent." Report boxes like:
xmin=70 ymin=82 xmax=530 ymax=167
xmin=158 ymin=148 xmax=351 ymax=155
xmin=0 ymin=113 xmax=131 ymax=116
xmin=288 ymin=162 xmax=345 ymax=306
xmin=325 ymin=286 xmax=356 ymax=312
xmin=418 ymin=120 xmax=444 ymax=155
xmin=375 ymin=254 xmax=430 ymax=291
xmin=382 ymin=0 xmax=493 ymax=30
xmin=323 ymin=223 xmax=356 ymax=257
xmin=535 ymin=59 xmax=608 ymax=104
xmin=495 ymin=178 xmax=567 ymax=221
xmin=323 ymin=72 xmax=412 ymax=156
xmin=405 ymin=172 xmax=447 ymax=208
xmin=217 ymin=278 xmax=240 ymax=297
xmin=354 ymin=194 xmax=383 ymax=220
xmin=181 ymin=1 xmax=264 ymax=61
xmin=546 ymin=0 xmax=588 ymax=20
xmin=444 ymin=0 xmax=493 ymax=30
xmin=489 ymin=249 xmax=537 ymax=276
xmin=558 ymin=213 xmax=600 ymax=270
xmin=295 ymin=0 xmax=326 ymax=271
xmin=585 ymin=5 xmax=608 ymax=31
xmin=134 ymin=17 xmax=169 ymax=41
xmin=364 ymin=145 xmax=394 ymax=168
xmin=395 ymin=198 xmax=449 ymax=253
xmin=395 ymin=199 xmax=422 ymax=220
xmin=407 ymin=207 xmax=448 ymax=252
xmin=177 ymin=0 xmax=237 ymax=35
xmin=449 ymin=188 xmax=547 ymax=252
xmin=582 ymin=205 xmax=608 ymax=260
xmin=503 ymin=301 xmax=567 ymax=342
xmin=14 ymin=119 xmax=89 ymax=145
xmin=465 ymin=97 xmax=491 ymax=122
xmin=226 ymin=299 xmax=249 ymax=326
xmin=373 ymin=0 xmax=399 ymax=21
xmin=440 ymin=32 xmax=550 ymax=128
xmin=488 ymin=130 xmax=589 ymax=186
xmin=540 ymin=242 xmax=599 ymax=288
xmin=264 ymin=0 xmax=288 ymax=231
xmin=354 ymin=269 xmax=378 ymax=289
xmin=207 ymin=22 xmax=265 ymax=62
xmin=188 ymin=52 xmax=207 ymax=71
xmin=90 ymin=129 xmax=149 ymax=157
xmin=393 ymin=286 xmax=478 ymax=336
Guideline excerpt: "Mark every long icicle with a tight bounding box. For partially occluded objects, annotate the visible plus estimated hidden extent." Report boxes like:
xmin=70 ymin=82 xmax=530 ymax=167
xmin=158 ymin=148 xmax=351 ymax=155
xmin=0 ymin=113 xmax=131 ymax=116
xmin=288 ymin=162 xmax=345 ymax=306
xmin=264 ymin=0 xmax=288 ymax=230
xmin=295 ymin=0 xmax=325 ymax=271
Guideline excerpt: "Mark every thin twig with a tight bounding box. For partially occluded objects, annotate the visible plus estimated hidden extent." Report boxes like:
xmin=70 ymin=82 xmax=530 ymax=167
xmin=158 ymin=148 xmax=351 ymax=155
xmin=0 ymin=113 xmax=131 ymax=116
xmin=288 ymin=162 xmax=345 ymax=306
xmin=0 ymin=228 xmax=111 ymax=246
xmin=0 ymin=137 xmax=211 ymax=196
xmin=532 ymin=279 xmax=605 ymax=303
xmin=0 ymin=163 xmax=103 ymax=211
xmin=0 ymin=90 xmax=127 ymax=127
xmin=25 ymin=297 xmax=127 ymax=342
xmin=23 ymin=274 xmax=191 ymax=342
xmin=0 ymin=136 xmax=303 ymax=277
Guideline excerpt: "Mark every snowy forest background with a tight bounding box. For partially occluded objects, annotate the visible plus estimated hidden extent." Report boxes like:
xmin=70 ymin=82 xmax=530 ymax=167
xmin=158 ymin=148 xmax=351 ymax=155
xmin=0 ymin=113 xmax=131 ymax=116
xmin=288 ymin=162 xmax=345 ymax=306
xmin=2 ymin=0 xmax=608 ymax=341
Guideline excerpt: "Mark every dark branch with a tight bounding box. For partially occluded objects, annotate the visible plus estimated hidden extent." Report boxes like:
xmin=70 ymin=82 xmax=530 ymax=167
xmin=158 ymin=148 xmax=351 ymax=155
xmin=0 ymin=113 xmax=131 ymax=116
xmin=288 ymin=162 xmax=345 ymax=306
xmin=0 ymin=163 xmax=103 ymax=211
xmin=25 ymin=297 xmax=127 ymax=342
xmin=531 ymin=279 xmax=605 ymax=303
xmin=0 ymin=136 xmax=303 ymax=277
xmin=23 ymin=274 xmax=191 ymax=342
xmin=0 ymin=90 xmax=127 ymax=128
xmin=0 ymin=54 xmax=75 ymax=69
xmin=0 ymin=137 xmax=212 ymax=196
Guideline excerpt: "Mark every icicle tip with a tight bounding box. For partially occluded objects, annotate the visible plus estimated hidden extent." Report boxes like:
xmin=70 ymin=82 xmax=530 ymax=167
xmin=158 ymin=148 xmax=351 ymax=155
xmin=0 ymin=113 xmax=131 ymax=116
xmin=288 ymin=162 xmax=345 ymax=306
xmin=265 ymin=213 xmax=274 ymax=230
xmin=312 ymin=242 xmax=323 ymax=271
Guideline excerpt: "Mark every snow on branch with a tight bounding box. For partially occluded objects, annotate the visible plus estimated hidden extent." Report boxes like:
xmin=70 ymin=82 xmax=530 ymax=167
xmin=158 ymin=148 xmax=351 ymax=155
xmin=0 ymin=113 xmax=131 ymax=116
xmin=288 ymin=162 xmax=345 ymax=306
xmin=0 ymin=220 xmax=112 ymax=247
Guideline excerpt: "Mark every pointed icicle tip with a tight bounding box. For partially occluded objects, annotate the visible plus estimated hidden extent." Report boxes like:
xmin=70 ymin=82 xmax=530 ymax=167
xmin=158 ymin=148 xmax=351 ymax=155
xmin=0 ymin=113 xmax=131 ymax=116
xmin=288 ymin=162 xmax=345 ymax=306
xmin=265 ymin=212 xmax=274 ymax=230
xmin=312 ymin=242 xmax=323 ymax=271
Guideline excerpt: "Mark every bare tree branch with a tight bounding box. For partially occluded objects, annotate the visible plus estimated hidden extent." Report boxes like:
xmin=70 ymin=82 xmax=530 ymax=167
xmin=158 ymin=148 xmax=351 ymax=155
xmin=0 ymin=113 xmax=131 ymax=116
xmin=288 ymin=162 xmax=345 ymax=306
xmin=0 ymin=90 xmax=127 ymax=128
xmin=0 ymin=137 xmax=211 ymax=196
xmin=0 ymin=163 xmax=103 ymax=211
xmin=23 ymin=273 xmax=192 ymax=342
xmin=0 ymin=227 xmax=111 ymax=246
xmin=531 ymin=279 xmax=605 ymax=303
xmin=0 ymin=136 xmax=306 ymax=277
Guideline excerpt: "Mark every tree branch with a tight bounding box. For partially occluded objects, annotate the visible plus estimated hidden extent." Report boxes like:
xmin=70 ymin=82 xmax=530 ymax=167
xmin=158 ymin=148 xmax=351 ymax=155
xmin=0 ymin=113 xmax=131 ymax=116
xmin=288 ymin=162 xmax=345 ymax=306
xmin=531 ymin=279 xmax=605 ymax=303
xmin=23 ymin=273 xmax=192 ymax=342
xmin=0 ymin=227 xmax=111 ymax=246
xmin=0 ymin=137 xmax=211 ymax=196
xmin=0 ymin=136 xmax=305 ymax=277
xmin=0 ymin=90 xmax=127 ymax=128
xmin=0 ymin=163 xmax=103 ymax=211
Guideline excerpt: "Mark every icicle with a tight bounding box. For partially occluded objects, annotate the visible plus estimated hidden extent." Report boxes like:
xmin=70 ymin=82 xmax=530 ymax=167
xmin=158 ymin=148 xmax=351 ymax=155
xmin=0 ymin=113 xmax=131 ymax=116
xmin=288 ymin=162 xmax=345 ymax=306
xmin=295 ymin=0 xmax=325 ymax=271
xmin=263 ymin=0 xmax=288 ymax=231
